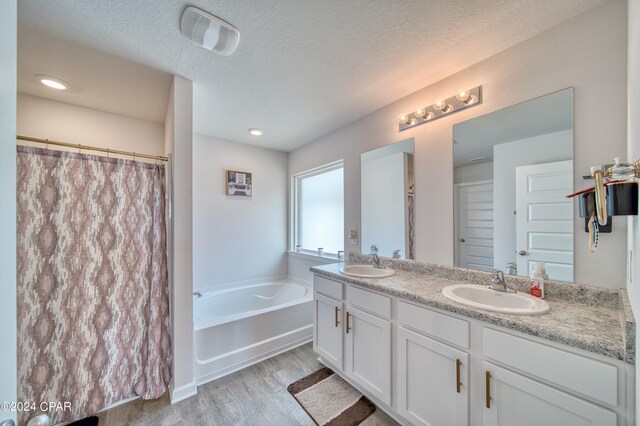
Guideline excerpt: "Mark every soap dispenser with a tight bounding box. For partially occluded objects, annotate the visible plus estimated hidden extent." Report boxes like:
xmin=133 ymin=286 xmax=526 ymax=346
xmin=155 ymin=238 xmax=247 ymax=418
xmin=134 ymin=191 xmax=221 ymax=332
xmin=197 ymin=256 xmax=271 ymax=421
xmin=529 ymin=262 xmax=546 ymax=299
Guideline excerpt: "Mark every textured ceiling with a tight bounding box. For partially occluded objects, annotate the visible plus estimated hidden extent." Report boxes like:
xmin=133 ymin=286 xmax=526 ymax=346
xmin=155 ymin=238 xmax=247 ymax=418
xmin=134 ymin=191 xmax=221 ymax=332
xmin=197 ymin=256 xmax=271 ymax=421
xmin=18 ymin=0 xmax=609 ymax=151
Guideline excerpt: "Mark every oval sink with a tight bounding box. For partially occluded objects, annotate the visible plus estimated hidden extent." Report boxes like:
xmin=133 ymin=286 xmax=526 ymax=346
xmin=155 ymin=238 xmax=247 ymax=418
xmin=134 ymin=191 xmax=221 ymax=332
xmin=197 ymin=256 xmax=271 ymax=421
xmin=442 ymin=284 xmax=550 ymax=315
xmin=340 ymin=264 xmax=395 ymax=278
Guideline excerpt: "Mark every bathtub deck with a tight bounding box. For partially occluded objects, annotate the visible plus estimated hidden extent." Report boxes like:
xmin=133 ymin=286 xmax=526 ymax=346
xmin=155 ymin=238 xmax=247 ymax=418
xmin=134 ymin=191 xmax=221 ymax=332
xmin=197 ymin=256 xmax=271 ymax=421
xmin=97 ymin=343 xmax=398 ymax=426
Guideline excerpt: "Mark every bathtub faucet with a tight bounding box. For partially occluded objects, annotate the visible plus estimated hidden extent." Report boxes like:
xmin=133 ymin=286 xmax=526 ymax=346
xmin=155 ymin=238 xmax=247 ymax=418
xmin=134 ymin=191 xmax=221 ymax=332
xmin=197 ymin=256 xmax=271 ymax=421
xmin=193 ymin=291 xmax=202 ymax=298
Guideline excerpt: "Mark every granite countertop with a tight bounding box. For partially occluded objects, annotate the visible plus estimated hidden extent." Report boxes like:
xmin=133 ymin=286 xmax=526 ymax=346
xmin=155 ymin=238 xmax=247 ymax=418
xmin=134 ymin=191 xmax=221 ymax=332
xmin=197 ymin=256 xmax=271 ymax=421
xmin=311 ymin=260 xmax=635 ymax=364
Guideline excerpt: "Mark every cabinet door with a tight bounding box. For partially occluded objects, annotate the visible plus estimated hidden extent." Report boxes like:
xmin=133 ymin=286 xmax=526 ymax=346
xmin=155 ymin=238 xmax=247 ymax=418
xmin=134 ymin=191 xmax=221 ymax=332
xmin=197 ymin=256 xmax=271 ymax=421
xmin=483 ymin=362 xmax=616 ymax=426
xmin=313 ymin=292 xmax=343 ymax=369
xmin=396 ymin=326 xmax=469 ymax=426
xmin=344 ymin=306 xmax=391 ymax=405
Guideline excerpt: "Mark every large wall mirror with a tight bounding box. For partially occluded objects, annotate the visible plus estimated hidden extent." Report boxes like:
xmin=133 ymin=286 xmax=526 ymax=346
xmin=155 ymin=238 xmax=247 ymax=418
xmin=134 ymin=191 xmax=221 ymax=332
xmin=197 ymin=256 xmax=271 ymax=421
xmin=453 ymin=89 xmax=574 ymax=281
xmin=361 ymin=139 xmax=414 ymax=259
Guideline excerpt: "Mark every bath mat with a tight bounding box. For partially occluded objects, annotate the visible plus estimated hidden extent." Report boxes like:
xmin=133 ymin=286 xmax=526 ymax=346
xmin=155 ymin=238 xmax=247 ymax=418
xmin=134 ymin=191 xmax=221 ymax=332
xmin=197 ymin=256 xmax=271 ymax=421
xmin=287 ymin=367 xmax=375 ymax=426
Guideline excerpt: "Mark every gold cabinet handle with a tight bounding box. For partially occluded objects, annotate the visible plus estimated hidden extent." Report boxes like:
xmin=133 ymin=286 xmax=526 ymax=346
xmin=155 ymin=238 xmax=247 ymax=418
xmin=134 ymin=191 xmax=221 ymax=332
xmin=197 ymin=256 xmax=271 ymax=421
xmin=346 ymin=312 xmax=352 ymax=334
xmin=334 ymin=306 xmax=340 ymax=327
xmin=485 ymin=371 xmax=492 ymax=408
xmin=456 ymin=359 xmax=462 ymax=393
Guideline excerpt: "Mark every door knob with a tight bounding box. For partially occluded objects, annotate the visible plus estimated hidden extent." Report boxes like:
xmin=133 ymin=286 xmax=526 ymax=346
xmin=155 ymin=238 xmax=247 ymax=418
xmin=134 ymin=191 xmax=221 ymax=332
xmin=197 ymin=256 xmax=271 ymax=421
xmin=518 ymin=250 xmax=527 ymax=256
xmin=460 ymin=238 xmax=465 ymax=242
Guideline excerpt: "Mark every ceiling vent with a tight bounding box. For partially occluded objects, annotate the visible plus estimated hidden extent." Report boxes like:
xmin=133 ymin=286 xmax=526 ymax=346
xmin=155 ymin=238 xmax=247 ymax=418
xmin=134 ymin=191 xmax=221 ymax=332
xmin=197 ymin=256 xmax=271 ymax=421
xmin=180 ymin=7 xmax=240 ymax=56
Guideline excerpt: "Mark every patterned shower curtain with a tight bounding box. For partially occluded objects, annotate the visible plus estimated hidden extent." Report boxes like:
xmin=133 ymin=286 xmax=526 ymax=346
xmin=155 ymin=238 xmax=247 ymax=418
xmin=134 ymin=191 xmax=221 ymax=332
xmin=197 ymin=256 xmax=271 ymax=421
xmin=16 ymin=146 xmax=171 ymax=425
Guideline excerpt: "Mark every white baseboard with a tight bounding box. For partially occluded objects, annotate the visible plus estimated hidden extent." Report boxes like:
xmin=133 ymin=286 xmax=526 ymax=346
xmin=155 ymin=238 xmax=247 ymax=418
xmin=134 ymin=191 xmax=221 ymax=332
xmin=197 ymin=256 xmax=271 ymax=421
xmin=170 ymin=381 xmax=197 ymax=404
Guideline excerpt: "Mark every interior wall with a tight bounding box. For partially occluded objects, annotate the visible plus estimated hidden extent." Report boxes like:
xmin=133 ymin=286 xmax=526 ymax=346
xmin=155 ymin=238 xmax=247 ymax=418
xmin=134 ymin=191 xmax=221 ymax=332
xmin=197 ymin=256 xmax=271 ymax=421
xmin=493 ymin=130 xmax=573 ymax=273
xmin=17 ymin=94 xmax=164 ymax=155
xmin=193 ymin=133 xmax=288 ymax=290
xmin=0 ymin=0 xmax=17 ymax=421
xmin=164 ymin=76 xmax=195 ymax=402
xmin=288 ymin=0 xmax=628 ymax=287
xmin=626 ymin=0 xmax=639 ymax=418
xmin=453 ymin=162 xmax=493 ymax=184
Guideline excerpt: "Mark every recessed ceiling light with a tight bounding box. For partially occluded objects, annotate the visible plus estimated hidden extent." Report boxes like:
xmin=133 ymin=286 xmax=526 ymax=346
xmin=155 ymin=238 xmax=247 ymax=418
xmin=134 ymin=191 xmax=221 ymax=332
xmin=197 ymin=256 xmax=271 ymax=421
xmin=35 ymin=74 xmax=68 ymax=90
xmin=248 ymin=128 xmax=263 ymax=136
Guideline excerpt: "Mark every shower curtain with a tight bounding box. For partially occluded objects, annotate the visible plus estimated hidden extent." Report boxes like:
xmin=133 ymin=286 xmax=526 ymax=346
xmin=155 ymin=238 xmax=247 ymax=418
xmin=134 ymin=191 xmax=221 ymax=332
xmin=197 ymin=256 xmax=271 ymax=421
xmin=16 ymin=146 xmax=171 ymax=425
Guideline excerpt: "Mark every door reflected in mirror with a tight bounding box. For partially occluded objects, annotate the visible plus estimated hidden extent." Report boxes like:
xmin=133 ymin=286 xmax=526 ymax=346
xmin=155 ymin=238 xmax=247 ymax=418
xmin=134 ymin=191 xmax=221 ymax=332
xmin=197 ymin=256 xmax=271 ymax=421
xmin=453 ymin=89 xmax=574 ymax=281
xmin=361 ymin=139 xmax=414 ymax=260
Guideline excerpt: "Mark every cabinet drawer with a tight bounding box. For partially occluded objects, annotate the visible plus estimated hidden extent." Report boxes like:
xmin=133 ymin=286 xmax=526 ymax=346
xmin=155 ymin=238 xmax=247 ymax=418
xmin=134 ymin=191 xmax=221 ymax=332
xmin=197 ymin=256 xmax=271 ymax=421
xmin=397 ymin=301 xmax=469 ymax=349
xmin=483 ymin=327 xmax=618 ymax=406
xmin=314 ymin=275 xmax=343 ymax=300
xmin=346 ymin=285 xmax=391 ymax=318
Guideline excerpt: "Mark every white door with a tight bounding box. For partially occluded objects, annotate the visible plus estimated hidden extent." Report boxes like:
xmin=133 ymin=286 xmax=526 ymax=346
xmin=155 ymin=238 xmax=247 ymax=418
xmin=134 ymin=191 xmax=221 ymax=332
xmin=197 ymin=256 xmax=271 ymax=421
xmin=515 ymin=160 xmax=573 ymax=281
xmin=483 ymin=362 xmax=616 ymax=426
xmin=396 ymin=327 xmax=469 ymax=426
xmin=313 ymin=293 xmax=343 ymax=370
xmin=455 ymin=181 xmax=494 ymax=271
xmin=344 ymin=306 xmax=391 ymax=405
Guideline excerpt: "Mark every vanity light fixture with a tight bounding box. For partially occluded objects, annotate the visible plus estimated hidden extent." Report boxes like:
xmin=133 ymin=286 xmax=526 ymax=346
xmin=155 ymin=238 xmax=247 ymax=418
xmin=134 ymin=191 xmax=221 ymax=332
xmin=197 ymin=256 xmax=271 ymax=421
xmin=248 ymin=128 xmax=263 ymax=136
xmin=36 ymin=74 xmax=68 ymax=90
xmin=398 ymin=85 xmax=482 ymax=132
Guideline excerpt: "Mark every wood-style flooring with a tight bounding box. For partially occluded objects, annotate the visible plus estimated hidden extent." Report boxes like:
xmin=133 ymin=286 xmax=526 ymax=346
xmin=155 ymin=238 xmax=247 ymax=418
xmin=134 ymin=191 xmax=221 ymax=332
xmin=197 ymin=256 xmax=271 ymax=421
xmin=97 ymin=343 xmax=399 ymax=426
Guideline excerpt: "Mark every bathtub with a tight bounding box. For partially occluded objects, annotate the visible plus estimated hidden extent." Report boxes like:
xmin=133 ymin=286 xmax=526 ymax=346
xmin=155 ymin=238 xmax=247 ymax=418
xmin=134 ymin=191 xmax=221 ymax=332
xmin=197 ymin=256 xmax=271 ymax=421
xmin=194 ymin=278 xmax=313 ymax=385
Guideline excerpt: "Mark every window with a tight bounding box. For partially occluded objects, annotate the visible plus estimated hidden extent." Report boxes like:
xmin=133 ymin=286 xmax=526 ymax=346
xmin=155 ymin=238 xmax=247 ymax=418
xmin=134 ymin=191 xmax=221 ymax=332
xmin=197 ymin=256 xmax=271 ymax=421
xmin=293 ymin=161 xmax=344 ymax=255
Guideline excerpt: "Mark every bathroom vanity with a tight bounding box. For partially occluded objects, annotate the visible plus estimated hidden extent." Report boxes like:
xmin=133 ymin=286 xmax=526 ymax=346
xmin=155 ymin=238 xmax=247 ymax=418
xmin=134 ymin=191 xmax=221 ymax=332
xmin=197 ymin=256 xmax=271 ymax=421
xmin=311 ymin=257 xmax=635 ymax=426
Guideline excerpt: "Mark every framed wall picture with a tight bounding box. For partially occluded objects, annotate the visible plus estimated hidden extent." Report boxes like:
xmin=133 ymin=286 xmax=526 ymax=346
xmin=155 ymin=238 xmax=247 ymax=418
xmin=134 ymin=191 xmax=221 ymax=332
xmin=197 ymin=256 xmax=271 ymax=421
xmin=226 ymin=170 xmax=252 ymax=196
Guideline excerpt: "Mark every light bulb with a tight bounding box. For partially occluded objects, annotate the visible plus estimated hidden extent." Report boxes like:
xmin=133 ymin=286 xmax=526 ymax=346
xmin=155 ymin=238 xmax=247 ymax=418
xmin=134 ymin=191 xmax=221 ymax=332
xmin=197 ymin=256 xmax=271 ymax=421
xmin=399 ymin=114 xmax=409 ymax=124
xmin=409 ymin=117 xmax=418 ymax=126
xmin=456 ymin=88 xmax=470 ymax=102
xmin=463 ymin=95 xmax=478 ymax=106
xmin=433 ymin=99 xmax=447 ymax=111
xmin=415 ymin=107 xmax=426 ymax=118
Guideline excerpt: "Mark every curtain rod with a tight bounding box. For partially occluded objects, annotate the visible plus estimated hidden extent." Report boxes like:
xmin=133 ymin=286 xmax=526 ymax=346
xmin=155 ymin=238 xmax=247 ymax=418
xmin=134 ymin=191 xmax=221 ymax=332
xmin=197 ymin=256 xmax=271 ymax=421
xmin=16 ymin=135 xmax=169 ymax=162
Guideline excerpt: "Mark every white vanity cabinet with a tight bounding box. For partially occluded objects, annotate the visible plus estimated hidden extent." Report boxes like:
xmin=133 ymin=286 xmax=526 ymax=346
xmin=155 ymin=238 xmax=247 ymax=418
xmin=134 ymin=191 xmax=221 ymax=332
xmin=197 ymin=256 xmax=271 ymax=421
xmin=344 ymin=285 xmax=392 ymax=405
xmin=314 ymin=292 xmax=344 ymax=369
xmin=482 ymin=327 xmax=620 ymax=426
xmin=483 ymin=362 xmax=616 ymax=426
xmin=312 ymin=272 xmax=633 ymax=426
xmin=313 ymin=276 xmax=392 ymax=405
xmin=396 ymin=301 xmax=471 ymax=426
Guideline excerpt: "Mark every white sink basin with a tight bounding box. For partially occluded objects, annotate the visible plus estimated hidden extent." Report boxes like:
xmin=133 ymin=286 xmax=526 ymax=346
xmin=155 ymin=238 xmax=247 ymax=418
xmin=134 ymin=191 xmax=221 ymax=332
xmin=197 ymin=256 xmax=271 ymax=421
xmin=442 ymin=284 xmax=550 ymax=315
xmin=340 ymin=264 xmax=395 ymax=278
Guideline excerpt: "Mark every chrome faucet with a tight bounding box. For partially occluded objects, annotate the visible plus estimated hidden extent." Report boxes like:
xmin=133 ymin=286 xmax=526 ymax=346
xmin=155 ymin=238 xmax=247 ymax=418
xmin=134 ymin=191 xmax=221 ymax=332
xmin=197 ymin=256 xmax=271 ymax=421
xmin=193 ymin=291 xmax=202 ymax=298
xmin=486 ymin=269 xmax=516 ymax=293
xmin=392 ymin=249 xmax=401 ymax=259
xmin=370 ymin=244 xmax=385 ymax=269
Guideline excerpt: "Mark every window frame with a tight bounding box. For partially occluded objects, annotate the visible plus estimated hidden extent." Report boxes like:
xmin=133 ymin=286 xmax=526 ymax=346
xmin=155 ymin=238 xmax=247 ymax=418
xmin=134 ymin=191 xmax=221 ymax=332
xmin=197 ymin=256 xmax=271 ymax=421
xmin=291 ymin=160 xmax=344 ymax=257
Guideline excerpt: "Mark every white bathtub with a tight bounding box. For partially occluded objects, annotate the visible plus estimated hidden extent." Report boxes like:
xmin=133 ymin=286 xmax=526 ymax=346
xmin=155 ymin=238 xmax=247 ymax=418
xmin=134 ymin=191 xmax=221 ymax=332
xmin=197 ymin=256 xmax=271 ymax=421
xmin=194 ymin=278 xmax=313 ymax=385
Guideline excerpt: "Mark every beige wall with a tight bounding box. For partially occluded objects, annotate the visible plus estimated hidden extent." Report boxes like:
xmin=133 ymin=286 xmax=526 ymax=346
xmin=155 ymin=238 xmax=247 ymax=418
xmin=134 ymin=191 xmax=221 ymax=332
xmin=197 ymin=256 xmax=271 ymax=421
xmin=17 ymin=94 xmax=164 ymax=156
xmin=164 ymin=76 xmax=195 ymax=402
xmin=193 ymin=133 xmax=288 ymax=290
xmin=0 ymin=0 xmax=17 ymax=421
xmin=289 ymin=0 xmax=628 ymax=287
